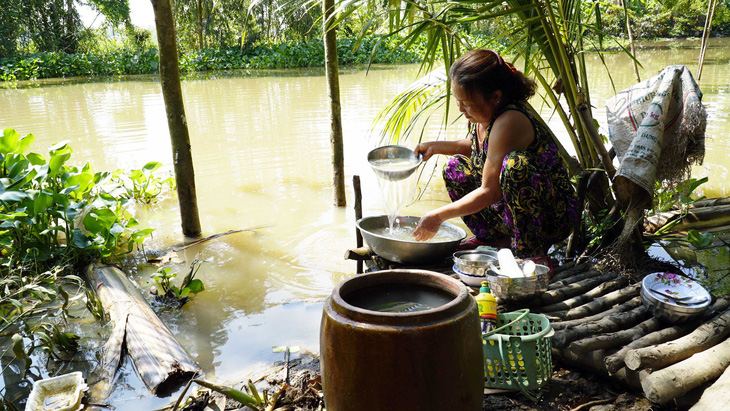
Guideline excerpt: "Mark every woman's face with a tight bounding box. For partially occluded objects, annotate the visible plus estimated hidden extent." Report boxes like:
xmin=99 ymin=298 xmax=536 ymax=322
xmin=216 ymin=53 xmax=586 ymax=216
xmin=451 ymin=80 xmax=499 ymax=125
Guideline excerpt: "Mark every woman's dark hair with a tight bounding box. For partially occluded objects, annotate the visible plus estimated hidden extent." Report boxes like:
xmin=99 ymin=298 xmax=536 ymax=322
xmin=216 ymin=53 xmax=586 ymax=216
xmin=449 ymin=49 xmax=536 ymax=107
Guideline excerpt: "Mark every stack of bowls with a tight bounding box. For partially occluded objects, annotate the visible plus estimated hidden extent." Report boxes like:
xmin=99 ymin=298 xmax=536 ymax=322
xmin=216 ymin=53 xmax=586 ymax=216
xmin=485 ymin=264 xmax=551 ymax=302
xmin=452 ymin=250 xmax=498 ymax=287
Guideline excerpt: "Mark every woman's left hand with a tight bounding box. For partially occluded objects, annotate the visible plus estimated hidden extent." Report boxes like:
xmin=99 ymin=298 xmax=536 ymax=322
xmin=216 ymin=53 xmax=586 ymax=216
xmin=413 ymin=212 xmax=443 ymax=242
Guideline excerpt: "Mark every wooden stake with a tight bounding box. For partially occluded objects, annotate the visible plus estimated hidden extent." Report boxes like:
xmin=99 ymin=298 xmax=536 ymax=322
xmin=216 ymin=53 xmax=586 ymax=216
xmin=354 ymin=175 xmax=363 ymax=273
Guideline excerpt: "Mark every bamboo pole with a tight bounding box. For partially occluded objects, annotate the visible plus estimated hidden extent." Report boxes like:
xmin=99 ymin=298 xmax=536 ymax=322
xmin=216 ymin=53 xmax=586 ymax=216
xmin=151 ymin=0 xmax=202 ymax=237
xmin=323 ymin=0 xmax=346 ymax=207
xmin=697 ymin=0 xmax=718 ymax=82
xmin=621 ymin=0 xmax=641 ymax=83
xmin=86 ymin=263 xmax=200 ymax=395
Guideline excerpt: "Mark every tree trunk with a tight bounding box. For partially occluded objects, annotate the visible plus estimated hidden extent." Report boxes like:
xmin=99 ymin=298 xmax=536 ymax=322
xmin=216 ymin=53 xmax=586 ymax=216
xmin=151 ymin=0 xmax=202 ymax=237
xmin=196 ymin=0 xmax=204 ymax=51
xmin=323 ymin=0 xmax=346 ymax=207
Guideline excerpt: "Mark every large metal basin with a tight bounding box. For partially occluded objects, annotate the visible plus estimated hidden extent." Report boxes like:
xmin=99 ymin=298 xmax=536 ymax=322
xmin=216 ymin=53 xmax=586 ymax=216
xmin=356 ymin=215 xmax=466 ymax=264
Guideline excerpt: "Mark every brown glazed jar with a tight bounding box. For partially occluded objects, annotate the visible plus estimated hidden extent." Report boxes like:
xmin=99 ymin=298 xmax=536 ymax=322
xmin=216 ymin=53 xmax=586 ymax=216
xmin=320 ymin=269 xmax=483 ymax=411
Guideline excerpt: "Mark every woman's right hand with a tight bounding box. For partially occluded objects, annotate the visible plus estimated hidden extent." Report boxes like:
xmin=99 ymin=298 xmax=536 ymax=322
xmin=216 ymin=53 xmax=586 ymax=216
xmin=414 ymin=142 xmax=437 ymax=162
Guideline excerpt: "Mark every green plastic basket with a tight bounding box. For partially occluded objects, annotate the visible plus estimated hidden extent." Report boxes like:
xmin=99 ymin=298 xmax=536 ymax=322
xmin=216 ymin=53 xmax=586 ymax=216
xmin=482 ymin=310 xmax=553 ymax=399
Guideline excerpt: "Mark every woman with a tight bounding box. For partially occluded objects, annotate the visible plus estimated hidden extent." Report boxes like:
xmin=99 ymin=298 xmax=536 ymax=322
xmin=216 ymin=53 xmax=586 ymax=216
xmin=412 ymin=49 xmax=580 ymax=258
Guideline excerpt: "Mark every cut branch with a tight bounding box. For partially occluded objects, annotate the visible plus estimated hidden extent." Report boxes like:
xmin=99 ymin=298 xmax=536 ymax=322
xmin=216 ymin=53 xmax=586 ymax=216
xmin=624 ymin=307 xmax=730 ymax=371
xmin=551 ymin=296 xmax=643 ymax=330
xmin=552 ymin=304 xmax=649 ymax=348
xmin=641 ymin=336 xmax=730 ymax=404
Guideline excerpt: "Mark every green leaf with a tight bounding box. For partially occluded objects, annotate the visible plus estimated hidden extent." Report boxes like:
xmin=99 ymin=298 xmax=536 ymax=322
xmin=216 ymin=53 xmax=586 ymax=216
xmin=72 ymin=229 xmax=93 ymax=249
xmin=0 ymin=129 xmax=20 ymax=154
xmin=17 ymin=134 xmax=35 ymax=154
xmin=26 ymin=153 xmax=46 ymax=166
xmin=142 ymin=161 xmax=162 ymax=172
xmin=0 ymin=191 xmax=30 ymax=202
xmin=687 ymin=230 xmax=713 ymax=249
xmin=49 ymin=152 xmax=71 ymax=177
xmin=186 ymin=279 xmax=204 ymax=294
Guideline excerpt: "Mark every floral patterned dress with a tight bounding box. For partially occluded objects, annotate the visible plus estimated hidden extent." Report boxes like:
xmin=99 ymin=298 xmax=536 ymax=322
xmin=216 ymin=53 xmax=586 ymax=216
xmin=443 ymin=103 xmax=580 ymax=257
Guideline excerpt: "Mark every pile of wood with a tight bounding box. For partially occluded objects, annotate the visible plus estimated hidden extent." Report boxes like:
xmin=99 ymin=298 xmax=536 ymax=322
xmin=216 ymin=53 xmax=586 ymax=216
xmin=346 ymin=252 xmax=730 ymax=409
xmin=505 ymin=262 xmax=730 ymax=409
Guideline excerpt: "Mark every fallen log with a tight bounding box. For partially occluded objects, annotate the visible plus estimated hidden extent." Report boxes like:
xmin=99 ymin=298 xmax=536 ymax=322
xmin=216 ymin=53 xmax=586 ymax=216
xmin=541 ymin=284 xmax=641 ymax=320
xmin=550 ymin=262 xmax=595 ymax=282
xmin=551 ymin=296 xmax=643 ymax=330
xmin=550 ymin=260 xmax=576 ymax=275
xmin=558 ymin=345 xmax=645 ymax=391
xmin=539 ymin=275 xmax=629 ymax=312
xmin=624 ymin=307 xmax=730 ymax=371
xmin=547 ymin=269 xmax=602 ymax=290
xmin=604 ymin=322 xmax=697 ymax=374
xmin=690 ymin=361 xmax=730 ymax=410
xmin=644 ymin=204 xmax=730 ymax=234
xmin=569 ymin=316 xmax=661 ymax=353
xmin=86 ymin=263 xmax=200 ymax=395
xmin=552 ymin=305 xmax=649 ymax=348
xmin=533 ymin=272 xmax=618 ymax=306
xmin=641 ymin=336 xmax=730 ymax=404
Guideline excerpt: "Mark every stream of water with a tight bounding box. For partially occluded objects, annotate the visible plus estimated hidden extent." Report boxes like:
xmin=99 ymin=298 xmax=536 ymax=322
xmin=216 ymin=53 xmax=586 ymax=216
xmin=1 ymin=38 xmax=729 ymax=407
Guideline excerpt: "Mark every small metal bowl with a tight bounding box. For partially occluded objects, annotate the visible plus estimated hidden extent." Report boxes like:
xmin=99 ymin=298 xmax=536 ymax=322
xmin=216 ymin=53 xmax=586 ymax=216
xmin=640 ymin=272 xmax=711 ymax=323
xmin=485 ymin=264 xmax=551 ymax=302
xmin=367 ymin=145 xmax=422 ymax=181
xmin=452 ymin=250 xmax=498 ymax=277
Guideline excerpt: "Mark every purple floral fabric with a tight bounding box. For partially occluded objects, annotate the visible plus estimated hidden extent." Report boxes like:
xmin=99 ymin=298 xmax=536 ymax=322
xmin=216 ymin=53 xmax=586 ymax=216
xmin=442 ymin=104 xmax=580 ymax=257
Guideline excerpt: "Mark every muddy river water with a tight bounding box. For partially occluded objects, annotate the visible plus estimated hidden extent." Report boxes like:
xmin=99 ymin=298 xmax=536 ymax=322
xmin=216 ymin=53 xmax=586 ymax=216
xmin=1 ymin=38 xmax=729 ymax=407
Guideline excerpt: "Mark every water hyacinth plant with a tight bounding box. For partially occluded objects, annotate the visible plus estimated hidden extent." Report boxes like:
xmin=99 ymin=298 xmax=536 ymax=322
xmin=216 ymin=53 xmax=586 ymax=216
xmin=0 ymin=128 xmax=163 ymax=378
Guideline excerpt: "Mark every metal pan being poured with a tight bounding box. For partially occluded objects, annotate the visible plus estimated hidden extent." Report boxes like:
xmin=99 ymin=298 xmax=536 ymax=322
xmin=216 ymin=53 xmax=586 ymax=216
xmin=367 ymin=145 xmax=423 ymax=181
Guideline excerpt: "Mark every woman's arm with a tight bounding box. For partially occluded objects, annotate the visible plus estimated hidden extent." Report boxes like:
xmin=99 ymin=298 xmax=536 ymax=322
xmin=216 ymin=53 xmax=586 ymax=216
xmin=413 ymin=111 xmax=535 ymax=241
xmin=414 ymin=138 xmax=471 ymax=162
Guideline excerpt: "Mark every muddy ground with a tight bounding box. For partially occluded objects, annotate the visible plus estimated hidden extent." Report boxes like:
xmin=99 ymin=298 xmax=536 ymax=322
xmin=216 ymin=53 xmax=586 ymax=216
xmin=483 ymin=359 xmax=676 ymax=411
xmin=197 ymin=353 xmax=697 ymax=411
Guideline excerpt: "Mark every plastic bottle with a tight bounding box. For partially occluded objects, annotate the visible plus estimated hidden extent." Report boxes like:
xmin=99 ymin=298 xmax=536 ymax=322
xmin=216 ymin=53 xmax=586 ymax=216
xmin=475 ymin=281 xmax=497 ymax=333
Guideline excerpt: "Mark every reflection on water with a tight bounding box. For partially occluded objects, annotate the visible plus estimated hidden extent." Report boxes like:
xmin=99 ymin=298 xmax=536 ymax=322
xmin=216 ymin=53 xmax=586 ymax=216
xmin=1 ymin=39 xmax=730 ymax=404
